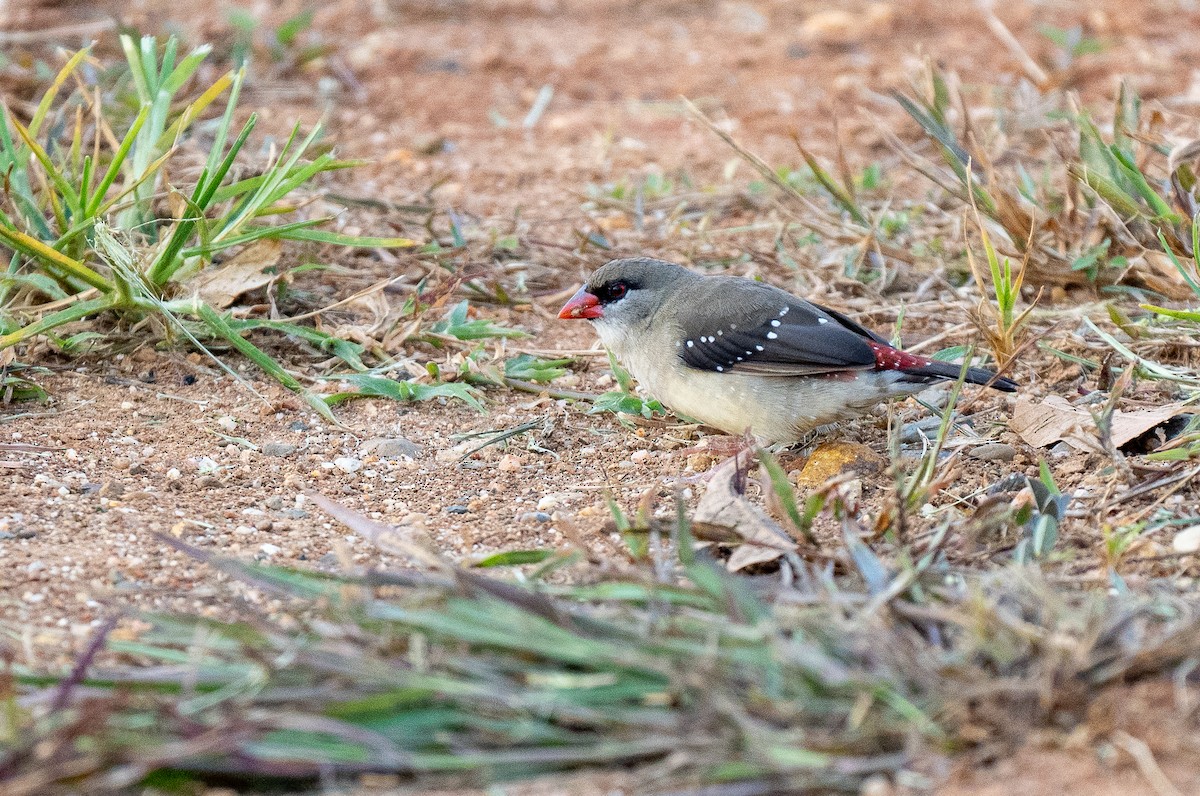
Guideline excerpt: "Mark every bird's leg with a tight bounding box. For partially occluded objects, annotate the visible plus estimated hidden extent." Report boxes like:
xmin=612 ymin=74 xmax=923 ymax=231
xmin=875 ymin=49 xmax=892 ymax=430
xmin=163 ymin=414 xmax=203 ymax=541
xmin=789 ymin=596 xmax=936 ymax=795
xmin=773 ymin=429 xmax=823 ymax=469
xmin=674 ymin=431 xmax=761 ymax=483
xmin=682 ymin=433 xmax=753 ymax=460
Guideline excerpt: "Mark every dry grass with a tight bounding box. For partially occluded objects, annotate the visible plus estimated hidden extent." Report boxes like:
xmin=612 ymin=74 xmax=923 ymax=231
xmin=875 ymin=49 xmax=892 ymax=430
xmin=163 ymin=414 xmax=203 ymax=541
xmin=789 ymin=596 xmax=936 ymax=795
xmin=4 ymin=493 xmax=1200 ymax=795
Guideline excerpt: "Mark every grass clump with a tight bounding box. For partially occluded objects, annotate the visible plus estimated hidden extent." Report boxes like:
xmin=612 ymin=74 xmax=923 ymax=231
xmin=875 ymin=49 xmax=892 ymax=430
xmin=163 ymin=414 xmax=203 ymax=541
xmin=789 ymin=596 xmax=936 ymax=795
xmin=894 ymin=65 xmax=1197 ymax=299
xmin=3 ymin=492 xmax=1199 ymax=794
xmin=0 ymin=36 xmax=414 ymax=419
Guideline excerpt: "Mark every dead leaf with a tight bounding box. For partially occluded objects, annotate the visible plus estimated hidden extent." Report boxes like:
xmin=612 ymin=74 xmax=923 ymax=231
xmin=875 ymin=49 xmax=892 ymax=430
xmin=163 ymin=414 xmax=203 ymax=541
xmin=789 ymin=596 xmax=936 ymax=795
xmin=193 ymin=238 xmax=284 ymax=309
xmin=693 ymin=452 xmax=798 ymax=571
xmin=1011 ymin=395 xmax=1189 ymax=450
xmin=1130 ymin=251 xmax=1192 ymax=301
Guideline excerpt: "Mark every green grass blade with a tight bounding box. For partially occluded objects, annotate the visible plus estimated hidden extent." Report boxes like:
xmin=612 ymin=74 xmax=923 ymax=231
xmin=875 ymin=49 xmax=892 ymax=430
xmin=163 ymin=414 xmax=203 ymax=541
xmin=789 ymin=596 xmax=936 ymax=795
xmin=1068 ymin=163 xmax=1143 ymax=218
xmin=147 ymin=115 xmax=257 ymax=285
xmin=191 ymin=301 xmax=337 ymax=422
xmin=250 ymin=227 xmax=418 ymax=248
xmin=797 ymin=145 xmax=868 ymax=226
xmin=27 ymin=47 xmax=91 ymax=139
xmin=0 ymin=295 xmax=113 ymax=350
xmin=84 ymin=104 xmax=151 ymax=217
xmin=324 ymin=373 xmax=485 ymax=412
xmin=0 ymin=226 xmax=112 ymax=292
xmin=10 ymin=117 xmax=82 ymax=213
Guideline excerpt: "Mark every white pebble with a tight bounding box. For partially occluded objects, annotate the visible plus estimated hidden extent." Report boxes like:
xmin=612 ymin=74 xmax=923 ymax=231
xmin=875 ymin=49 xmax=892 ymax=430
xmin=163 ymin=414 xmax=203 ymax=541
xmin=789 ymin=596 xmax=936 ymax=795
xmin=1173 ymin=525 xmax=1200 ymax=553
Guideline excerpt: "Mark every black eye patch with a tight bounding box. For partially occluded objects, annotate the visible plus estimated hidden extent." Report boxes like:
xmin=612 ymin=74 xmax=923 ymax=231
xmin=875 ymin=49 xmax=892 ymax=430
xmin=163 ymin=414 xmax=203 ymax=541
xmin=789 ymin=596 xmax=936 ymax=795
xmin=595 ymin=280 xmax=633 ymax=303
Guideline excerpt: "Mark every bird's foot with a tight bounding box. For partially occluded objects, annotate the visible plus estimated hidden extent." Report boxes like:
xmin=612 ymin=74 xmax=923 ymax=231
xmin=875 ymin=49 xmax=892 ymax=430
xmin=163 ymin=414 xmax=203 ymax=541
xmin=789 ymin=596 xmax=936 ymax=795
xmin=673 ymin=434 xmax=761 ymax=483
xmin=682 ymin=434 xmax=755 ymax=460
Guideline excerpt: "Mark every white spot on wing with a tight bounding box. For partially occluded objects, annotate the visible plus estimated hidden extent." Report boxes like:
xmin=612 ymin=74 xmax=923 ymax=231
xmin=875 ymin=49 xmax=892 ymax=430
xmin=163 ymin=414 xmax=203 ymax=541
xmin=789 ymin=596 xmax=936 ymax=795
xmin=779 ymin=306 xmax=790 ymax=316
xmin=716 ymin=366 xmax=723 ymax=371
xmin=755 ymin=345 xmax=764 ymax=351
xmin=686 ymin=340 xmax=694 ymax=347
xmin=770 ymin=319 xmax=781 ymax=327
xmin=766 ymin=331 xmax=778 ymax=339
xmin=818 ymin=317 xmax=828 ymax=324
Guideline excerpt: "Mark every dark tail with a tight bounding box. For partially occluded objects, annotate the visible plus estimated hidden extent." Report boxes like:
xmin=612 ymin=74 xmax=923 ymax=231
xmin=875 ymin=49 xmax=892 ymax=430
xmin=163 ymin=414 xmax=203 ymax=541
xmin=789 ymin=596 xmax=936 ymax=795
xmin=864 ymin=340 xmax=1017 ymax=392
xmin=900 ymin=361 xmax=1018 ymax=392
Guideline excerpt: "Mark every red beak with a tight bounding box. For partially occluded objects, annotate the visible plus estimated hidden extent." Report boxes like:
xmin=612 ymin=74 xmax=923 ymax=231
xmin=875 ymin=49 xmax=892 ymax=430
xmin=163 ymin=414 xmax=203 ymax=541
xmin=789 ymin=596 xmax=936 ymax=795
xmin=558 ymin=286 xmax=603 ymax=319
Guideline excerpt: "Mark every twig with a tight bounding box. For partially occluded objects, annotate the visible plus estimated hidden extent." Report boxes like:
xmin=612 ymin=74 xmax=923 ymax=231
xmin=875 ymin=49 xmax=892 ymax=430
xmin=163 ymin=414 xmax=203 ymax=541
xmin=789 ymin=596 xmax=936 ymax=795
xmin=976 ymin=1 xmax=1049 ymax=87
xmin=50 ymin=615 xmax=119 ymax=713
xmin=905 ymin=322 xmax=973 ymax=353
xmin=0 ymin=19 xmax=115 ymax=44
xmin=1103 ymin=465 xmax=1200 ymax=511
xmin=1112 ymin=731 xmax=1184 ymax=796
xmin=503 ymin=377 xmax=599 ymax=401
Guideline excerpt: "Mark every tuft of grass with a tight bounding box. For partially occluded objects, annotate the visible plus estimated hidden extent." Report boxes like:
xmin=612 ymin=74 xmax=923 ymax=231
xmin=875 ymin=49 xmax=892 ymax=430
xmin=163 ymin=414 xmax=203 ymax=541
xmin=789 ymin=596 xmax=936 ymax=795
xmin=5 ymin=497 xmax=1200 ymax=793
xmin=965 ymin=200 xmax=1036 ymax=369
xmin=894 ymin=65 xmax=1196 ymax=297
xmin=0 ymin=36 xmax=415 ymax=419
xmin=0 ymin=359 xmax=48 ymax=403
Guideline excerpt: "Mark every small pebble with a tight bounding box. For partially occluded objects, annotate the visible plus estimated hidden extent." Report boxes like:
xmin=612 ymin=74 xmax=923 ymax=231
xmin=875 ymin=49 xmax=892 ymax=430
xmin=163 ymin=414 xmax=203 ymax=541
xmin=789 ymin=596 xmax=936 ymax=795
xmin=859 ymin=773 xmax=895 ymax=796
xmin=497 ymin=454 xmax=523 ymax=471
xmin=968 ymin=443 xmax=1017 ymax=462
xmin=361 ymin=436 xmax=423 ymax=459
xmin=901 ymin=414 xmax=963 ymax=443
xmin=262 ymin=442 xmax=298 ymax=457
xmin=445 ymin=505 xmax=469 ymax=515
xmin=333 ymin=457 xmax=362 ymax=473
xmin=1049 ymin=441 xmax=1073 ymax=458
xmin=518 ymin=511 xmax=552 ymax=524
xmin=259 ymin=543 xmax=281 ymax=556
xmin=1173 ymin=525 xmax=1200 ymax=553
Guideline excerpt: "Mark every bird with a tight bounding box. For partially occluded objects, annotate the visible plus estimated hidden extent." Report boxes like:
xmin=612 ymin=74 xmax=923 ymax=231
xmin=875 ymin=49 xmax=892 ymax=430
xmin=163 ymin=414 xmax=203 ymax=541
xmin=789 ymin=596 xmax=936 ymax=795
xmin=558 ymin=257 xmax=1016 ymax=445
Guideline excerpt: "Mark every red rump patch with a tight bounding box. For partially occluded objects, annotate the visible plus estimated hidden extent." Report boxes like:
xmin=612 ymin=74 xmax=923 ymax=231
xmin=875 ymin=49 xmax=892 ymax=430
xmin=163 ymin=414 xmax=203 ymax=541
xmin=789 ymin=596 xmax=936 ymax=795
xmin=865 ymin=340 xmax=933 ymax=373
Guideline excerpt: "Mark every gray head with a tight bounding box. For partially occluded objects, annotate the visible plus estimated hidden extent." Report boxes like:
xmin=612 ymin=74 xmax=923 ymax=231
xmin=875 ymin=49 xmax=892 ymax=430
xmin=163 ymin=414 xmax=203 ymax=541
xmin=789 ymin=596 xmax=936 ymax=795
xmin=558 ymin=258 xmax=699 ymax=332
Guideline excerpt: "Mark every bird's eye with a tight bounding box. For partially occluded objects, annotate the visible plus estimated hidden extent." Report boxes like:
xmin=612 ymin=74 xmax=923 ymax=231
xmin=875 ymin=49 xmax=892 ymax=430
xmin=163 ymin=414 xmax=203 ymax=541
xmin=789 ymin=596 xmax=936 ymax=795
xmin=601 ymin=282 xmax=628 ymax=302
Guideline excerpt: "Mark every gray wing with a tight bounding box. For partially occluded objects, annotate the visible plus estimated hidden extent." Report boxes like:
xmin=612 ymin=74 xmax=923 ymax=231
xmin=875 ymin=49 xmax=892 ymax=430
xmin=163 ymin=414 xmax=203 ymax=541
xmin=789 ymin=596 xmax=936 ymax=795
xmin=674 ymin=283 xmax=885 ymax=376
